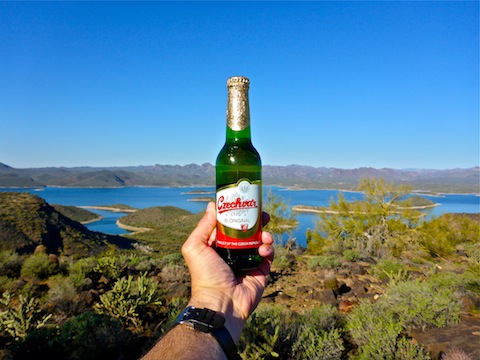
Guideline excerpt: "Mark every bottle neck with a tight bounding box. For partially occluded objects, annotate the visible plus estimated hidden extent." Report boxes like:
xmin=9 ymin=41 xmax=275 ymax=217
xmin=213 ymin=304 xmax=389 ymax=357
xmin=226 ymin=77 xmax=251 ymax=144
xmin=226 ymin=126 xmax=252 ymax=144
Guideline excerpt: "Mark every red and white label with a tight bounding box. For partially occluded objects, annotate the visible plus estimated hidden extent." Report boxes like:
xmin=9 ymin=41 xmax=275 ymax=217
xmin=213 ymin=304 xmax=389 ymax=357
xmin=216 ymin=179 xmax=261 ymax=248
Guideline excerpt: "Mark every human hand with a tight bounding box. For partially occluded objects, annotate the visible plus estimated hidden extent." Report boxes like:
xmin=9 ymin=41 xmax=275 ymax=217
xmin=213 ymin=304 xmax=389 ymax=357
xmin=181 ymin=202 xmax=274 ymax=344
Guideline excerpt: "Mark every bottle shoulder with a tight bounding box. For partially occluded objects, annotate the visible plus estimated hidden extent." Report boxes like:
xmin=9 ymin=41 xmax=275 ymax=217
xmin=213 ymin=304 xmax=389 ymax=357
xmin=216 ymin=143 xmax=261 ymax=163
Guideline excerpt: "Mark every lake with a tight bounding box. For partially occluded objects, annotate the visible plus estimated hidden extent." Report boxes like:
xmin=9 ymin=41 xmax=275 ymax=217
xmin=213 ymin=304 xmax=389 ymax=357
xmin=2 ymin=187 xmax=479 ymax=248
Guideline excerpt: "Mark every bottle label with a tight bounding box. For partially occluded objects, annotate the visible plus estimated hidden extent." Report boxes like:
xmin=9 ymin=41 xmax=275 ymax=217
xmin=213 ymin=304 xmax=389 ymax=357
xmin=216 ymin=179 xmax=262 ymax=249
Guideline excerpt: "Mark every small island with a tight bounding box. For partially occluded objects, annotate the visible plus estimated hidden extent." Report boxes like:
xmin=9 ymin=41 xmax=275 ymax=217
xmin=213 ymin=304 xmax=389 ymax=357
xmin=292 ymin=195 xmax=439 ymax=214
xmin=187 ymin=197 xmax=215 ymax=202
xmin=183 ymin=190 xmax=214 ymax=195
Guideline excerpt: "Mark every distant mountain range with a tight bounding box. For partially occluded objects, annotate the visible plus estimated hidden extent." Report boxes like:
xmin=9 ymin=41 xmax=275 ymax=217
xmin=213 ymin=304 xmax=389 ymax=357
xmin=0 ymin=162 xmax=478 ymax=193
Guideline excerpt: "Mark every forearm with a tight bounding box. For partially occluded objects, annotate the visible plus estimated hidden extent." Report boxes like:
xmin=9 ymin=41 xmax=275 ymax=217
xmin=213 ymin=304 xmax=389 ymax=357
xmin=142 ymin=325 xmax=227 ymax=360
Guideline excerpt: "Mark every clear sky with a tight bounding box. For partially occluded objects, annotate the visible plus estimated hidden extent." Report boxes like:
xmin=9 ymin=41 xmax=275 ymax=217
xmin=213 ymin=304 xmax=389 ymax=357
xmin=1 ymin=1 xmax=478 ymax=170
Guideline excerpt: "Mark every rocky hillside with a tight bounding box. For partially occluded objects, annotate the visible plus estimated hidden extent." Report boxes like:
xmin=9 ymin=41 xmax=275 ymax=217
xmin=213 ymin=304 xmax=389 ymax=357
xmin=0 ymin=162 xmax=478 ymax=193
xmin=264 ymin=253 xmax=480 ymax=359
xmin=0 ymin=192 xmax=136 ymax=256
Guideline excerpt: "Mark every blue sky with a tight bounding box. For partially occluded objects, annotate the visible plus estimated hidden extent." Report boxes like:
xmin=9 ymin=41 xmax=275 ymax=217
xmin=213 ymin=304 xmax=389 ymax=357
xmin=1 ymin=1 xmax=478 ymax=170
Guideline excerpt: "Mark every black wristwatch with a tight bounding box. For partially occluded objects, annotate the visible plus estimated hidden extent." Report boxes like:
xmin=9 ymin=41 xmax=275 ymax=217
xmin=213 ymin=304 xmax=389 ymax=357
xmin=174 ymin=306 xmax=241 ymax=360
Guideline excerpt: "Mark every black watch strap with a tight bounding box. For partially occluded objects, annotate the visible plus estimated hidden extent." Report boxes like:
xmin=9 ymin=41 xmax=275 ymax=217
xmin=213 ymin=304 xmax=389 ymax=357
xmin=174 ymin=306 xmax=241 ymax=360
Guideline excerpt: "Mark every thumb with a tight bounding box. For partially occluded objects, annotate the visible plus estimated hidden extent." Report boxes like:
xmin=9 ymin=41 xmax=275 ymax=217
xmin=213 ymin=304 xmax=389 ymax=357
xmin=182 ymin=202 xmax=216 ymax=256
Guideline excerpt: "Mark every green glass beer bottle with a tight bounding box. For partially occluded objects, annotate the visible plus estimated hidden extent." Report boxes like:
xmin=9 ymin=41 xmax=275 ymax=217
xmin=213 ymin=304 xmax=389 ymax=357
xmin=215 ymin=76 xmax=262 ymax=271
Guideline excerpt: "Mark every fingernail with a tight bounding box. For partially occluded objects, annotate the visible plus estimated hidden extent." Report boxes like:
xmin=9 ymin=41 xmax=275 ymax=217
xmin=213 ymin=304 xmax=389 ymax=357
xmin=207 ymin=201 xmax=215 ymax=213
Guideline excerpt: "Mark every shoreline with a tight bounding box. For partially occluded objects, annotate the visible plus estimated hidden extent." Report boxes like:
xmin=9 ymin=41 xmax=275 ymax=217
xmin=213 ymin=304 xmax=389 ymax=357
xmin=116 ymin=219 xmax=152 ymax=235
xmin=78 ymin=205 xmax=137 ymax=213
xmin=80 ymin=216 xmax=103 ymax=225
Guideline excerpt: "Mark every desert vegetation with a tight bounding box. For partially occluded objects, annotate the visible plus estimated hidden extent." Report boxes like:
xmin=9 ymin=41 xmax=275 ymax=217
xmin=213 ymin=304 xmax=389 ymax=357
xmin=0 ymin=179 xmax=478 ymax=359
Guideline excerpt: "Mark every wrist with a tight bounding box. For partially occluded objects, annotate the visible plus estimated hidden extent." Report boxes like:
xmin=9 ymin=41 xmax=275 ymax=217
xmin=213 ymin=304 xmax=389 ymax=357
xmin=188 ymin=292 xmax=245 ymax=344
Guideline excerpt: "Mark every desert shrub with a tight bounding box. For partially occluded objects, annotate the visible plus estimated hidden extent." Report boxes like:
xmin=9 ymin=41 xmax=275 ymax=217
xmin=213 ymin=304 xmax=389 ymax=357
xmin=160 ymin=264 xmax=186 ymax=283
xmin=395 ymin=337 xmax=430 ymax=360
xmin=272 ymin=237 xmax=299 ymax=272
xmin=462 ymin=263 xmax=480 ymax=296
xmin=309 ymin=179 xmax=421 ymax=258
xmin=20 ymin=252 xmax=59 ymax=280
xmin=93 ymin=252 xmax=122 ymax=280
xmin=133 ymin=257 xmax=156 ymax=272
xmin=0 ymin=291 xmax=52 ymax=340
xmin=263 ymin=189 xmax=298 ymax=236
xmin=342 ymin=249 xmax=360 ymax=262
xmin=301 ymin=304 xmax=341 ymax=331
xmin=120 ymin=253 xmax=141 ymax=267
xmin=460 ymin=243 xmax=480 ymax=295
xmin=0 ymin=250 xmax=24 ymax=277
xmin=0 ymin=276 xmax=17 ymax=295
xmin=68 ymin=256 xmax=97 ymax=289
xmin=161 ymin=252 xmax=184 ymax=266
xmin=419 ymin=214 xmax=480 ymax=257
xmin=347 ymin=300 xmax=403 ymax=359
xmin=240 ymin=304 xmax=299 ymax=359
xmin=94 ymin=272 xmax=163 ymax=332
xmin=11 ymin=312 xmax=143 ymax=360
xmin=292 ymin=327 xmax=344 ymax=360
xmin=463 ymin=242 xmax=480 ymax=263
xmin=292 ymin=305 xmax=344 ymax=360
xmin=308 ymin=255 xmax=341 ymax=269
xmin=47 ymin=275 xmax=83 ymax=316
xmin=383 ymin=277 xmax=461 ymax=331
xmin=240 ymin=304 xmax=344 ymax=359
xmin=370 ymin=259 xmax=409 ymax=282
xmin=348 ymin=272 xmax=462 ymax=358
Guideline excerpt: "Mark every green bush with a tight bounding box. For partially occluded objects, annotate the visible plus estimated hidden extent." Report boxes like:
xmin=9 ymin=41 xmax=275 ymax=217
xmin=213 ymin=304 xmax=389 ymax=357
xmin=300 ymin=304 xmax=341 ymax=331
xmin=292 ymin=305 xmax=344 ymax=360
xmin=308 ymin=255 xmax=341 ymax=269
xmin=133 ymin=257 xmax=155 ymax=272
xmin=394 ymin=337 xmax=430 ymax=360
xmin=161 ymin=252 xmax=184 ymax=266
xmin=342 ymin=249 xmax=360 ymax=262
xmin=347 ymin=300 xmax=402 ymax=359
xmin=370 ymin=259 xmax=409 ymax=282
xmin=11 ymin=312 xmax=143 ymax=360
xmin=93 ymin=252 xmax=122 ymax=280
xmin=0 ymin=291 xmax=52 ymax=340
xmin=240 ymin=304 xmax=299 ymax=359
xmin=292 ymin=327 xmax=344 ymax=360
xmin=347 ymin=274 xmax=461 ymax=359
xmin=0 ymin=275 xmax=17 ymax=294
xmin=68 ymin=256 xmax=97 ymax=289
xmin=20 ymin=252 xmax=59 ymax=280
xmin=419 ymin=214 xmax=480 ymax=257
xmin=160 ymin=264 xmax=186 ymax=283
xmin=240 ymin=304 xmax=344 ymax=360
xmin=462 ymin=263 xmax=480 ymax=296
xmin=383 ymin=277 xmax=461 ymax=331
xmin=272 ymin=238 xmax=298 ymax=272
xmin=463 ymin=242 xmax=480 ymax=263
xmin=47 ymin=275 xmax=82 ymax=315
xmin=94 ymin=272 xmax=163 ymax=332
xmin=0 ymin=250 xmax=24 ymax=277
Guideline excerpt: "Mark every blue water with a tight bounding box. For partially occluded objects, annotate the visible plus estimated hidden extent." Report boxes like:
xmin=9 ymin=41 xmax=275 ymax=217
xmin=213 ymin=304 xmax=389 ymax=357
xmin=2 ymin=187 xmax=478 ymax=247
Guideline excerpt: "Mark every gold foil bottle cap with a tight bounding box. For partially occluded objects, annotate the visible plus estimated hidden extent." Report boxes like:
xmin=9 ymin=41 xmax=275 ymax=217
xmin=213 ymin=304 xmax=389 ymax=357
xmin=227 ymin=76 xmax=250 ymax=87
xmin=226 ymin=76 xmax=250 ymax=131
